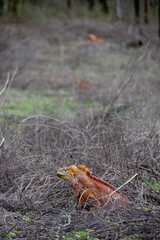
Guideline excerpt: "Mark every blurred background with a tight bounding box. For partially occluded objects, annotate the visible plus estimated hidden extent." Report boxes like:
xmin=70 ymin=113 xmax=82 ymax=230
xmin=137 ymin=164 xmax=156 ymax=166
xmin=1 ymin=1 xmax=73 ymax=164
xmin=0 ymin=0 xmax=160 ymax=118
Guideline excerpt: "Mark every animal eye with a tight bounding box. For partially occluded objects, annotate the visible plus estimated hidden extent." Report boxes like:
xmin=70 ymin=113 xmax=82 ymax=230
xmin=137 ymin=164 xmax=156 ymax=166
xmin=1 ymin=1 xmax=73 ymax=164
xmin=64 ymin=169 xmax=68 ymax=172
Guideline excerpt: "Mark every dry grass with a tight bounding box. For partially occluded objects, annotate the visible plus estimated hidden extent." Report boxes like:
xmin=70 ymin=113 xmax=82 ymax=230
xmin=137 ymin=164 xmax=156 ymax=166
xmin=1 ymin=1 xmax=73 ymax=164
xmin=0 ymin=19 xmax=160 ymax=239
xmin=0 ymin=110 xmax=159 ymax=239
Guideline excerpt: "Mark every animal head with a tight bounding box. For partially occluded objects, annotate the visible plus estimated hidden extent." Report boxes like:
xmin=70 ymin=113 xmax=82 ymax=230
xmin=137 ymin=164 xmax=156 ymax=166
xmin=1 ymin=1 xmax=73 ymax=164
xmin=57 ymin=165 xmax=91 ymax=182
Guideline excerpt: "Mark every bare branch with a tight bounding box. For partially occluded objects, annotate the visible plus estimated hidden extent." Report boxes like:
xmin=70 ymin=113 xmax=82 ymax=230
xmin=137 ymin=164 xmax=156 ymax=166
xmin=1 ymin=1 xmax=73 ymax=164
xmin=101 ymin=173 xmax=138 ymax=208
xmin=0 ymin=138 xmax=5 ymax=149
xmin=108 ymin=173 xmax=138 ymax=197
xmin=0 ymin=73 xmax=10 ymax=96
xmin=0 ymin=67 xmax=18 ymax=110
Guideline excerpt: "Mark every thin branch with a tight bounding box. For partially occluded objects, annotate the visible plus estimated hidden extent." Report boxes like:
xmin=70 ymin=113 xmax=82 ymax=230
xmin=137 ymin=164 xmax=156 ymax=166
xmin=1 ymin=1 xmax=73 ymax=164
xmin=20 ymin=114 xmax=79 ymax=133
xmin=0 ymin=73 xmax=10 ymax=96
xmin=108 ymin=173 xmax=138 ymax=197
xmin=0 ymin=138 xmax=5 ymax=148
xmin=95 ymin=173 xmax=138 ymax=207
xmin=42 ymin=208 xmax=71 ymax=228
xmin=0 ymin=67 xmax=18 ymax=147
xmin=0 ymin=67 xmax=18 ymax=110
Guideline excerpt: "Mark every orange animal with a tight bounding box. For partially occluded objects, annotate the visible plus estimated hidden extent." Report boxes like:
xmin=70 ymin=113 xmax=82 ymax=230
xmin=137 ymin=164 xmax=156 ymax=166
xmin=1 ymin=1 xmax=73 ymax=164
xmin=57 ymin=165 xmax=129 ymax=210
xmin=88 ymin=34 xmax=104 ymax=43
xmin=74 ymin=78 xmax=97 ymax=90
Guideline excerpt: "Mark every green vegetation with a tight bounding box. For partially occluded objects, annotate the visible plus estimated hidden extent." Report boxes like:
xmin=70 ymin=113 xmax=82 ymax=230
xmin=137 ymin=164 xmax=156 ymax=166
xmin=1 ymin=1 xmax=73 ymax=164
xmin=1 ymin=87 xmax=132 ymax=118
xmin=2 ymin=211 xmax=35 ymax=239
xmin=136 ymin=206 xmax=151 ymax=212
xmin=2 ymin=230 xmax=22 ymax=239
xmin=1 ymin=89 xmax=104 ymax=117
xmin=56 ymin=229 xmax=100 ymax=240
xmin=143 ymin=176 xmax=160 ymax=194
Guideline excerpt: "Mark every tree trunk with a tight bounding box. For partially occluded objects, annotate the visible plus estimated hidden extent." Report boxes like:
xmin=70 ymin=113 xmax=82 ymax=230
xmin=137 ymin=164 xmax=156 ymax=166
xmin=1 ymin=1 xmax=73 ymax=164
xmin=144 ymin=0 xmax=149 ymax=23
xmin=9 ymin=0 xmax=21 ymax=17
xmin=134 ymin=0 xmax=140 ymax=24
xmin=99 ymin=0 xmax=109 ymax=14
xmin=158 ymin=0 xmax=160 ymax=37
xmin=0 ymin=0 xmax=5 ymax=16
xmin=87 ymin=0 xmax=95 ymax=10
xmin=115 ymin=0 xmax=121 ymax=20
xmin=67 ymin=0 xmax=73 ymax=9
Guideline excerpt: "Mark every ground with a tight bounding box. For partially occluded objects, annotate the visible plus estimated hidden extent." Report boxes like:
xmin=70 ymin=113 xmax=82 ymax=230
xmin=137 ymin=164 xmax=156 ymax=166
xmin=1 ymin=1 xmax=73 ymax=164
xmin=0 ymin=17 xmax=160 ymax=239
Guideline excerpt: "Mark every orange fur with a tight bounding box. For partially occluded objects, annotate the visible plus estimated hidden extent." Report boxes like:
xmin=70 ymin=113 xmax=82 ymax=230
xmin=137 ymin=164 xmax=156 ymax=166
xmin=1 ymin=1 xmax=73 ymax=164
xmin=57 ymin=165 xmax=129 ymax=210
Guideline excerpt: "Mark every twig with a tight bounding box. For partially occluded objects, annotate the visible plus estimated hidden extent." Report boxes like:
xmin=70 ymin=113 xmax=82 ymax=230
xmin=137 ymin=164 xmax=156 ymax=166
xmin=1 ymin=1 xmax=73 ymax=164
xmin=42 ymin=208 xmax=71 ymax=228
xmin=19 ymin=123 xmax=73 ymax=138
xmin=96 ymin=173 xmax=138 ymax=207
xmin=103 ymin=164 xmax=136 ymax=188
xmin=107 ymin=173 xmax=138 ymax=198
xmin=0 ymin=138 xmax=5 ymax=148
xmin=145 ymin=193 xmax=160 ymax=204
xmin=20 ymin=114 xmax=79 ymax=133
xmin=0 ymin=73 xmax=10 ymax=96
xmin=0 ymin=67 xmax=18 ymax=147
xmin=0 ymin=67 xmax=18 ymax=110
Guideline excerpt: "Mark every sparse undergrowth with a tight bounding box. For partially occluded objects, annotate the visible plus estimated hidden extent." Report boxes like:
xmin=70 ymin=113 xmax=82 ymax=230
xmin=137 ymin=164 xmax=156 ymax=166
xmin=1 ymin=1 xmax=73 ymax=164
xmin=0 ymin=18 xmax=160 ymax=240
xmin=0 ymin=110 xmax=159 ymax=239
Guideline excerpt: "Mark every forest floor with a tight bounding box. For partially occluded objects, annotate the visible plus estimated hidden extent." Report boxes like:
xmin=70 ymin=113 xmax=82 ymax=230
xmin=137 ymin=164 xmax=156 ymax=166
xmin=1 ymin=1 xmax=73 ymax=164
xmin=0 ymin=18 xmax=160 ymax=239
